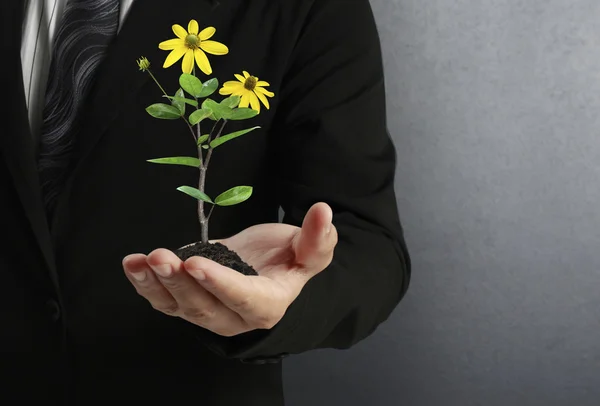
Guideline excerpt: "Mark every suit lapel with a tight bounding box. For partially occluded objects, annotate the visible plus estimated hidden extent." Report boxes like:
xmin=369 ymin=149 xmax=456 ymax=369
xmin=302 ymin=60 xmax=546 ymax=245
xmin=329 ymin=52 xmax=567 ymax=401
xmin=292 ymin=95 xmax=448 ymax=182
xmin=0 ymin=0 xmax=60 ymax=291
xmin=48 ymin=0 xmax=154 ymax=238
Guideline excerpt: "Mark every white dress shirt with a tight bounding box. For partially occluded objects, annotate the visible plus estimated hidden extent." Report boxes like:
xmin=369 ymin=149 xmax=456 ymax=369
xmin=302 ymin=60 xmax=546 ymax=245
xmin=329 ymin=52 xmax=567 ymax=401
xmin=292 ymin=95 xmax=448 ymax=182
xmin=21 ymin=0 xmax=135 ymax=140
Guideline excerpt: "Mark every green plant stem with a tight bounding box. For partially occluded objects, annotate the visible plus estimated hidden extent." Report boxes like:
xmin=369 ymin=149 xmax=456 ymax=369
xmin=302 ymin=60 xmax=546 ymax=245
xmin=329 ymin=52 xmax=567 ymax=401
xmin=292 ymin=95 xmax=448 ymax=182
xmin=186 ymin=120 xmax=198 ymax=143
xmin=189 ymin=68 xmax=203 ymax=162
xmin=206 ymin=204 xmax=216 ymax=222
xmin=208 ymin=120 xmax=220 ymax=143
xmin=203 ymin=119 xmax=228 ymax=171
xmin=147 ymin=69 xmax=168 ymax=97
xmin=198 ymin=149 xmax=209 ymax=243
xmin=197 ymin=119 xmax=228 ymax=243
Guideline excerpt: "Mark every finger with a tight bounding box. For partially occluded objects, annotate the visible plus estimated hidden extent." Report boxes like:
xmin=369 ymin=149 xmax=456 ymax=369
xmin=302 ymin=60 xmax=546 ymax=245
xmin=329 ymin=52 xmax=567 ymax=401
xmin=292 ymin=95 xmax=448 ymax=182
xmin=122 ymin=254 xmax=179 ymax=315
xmin=123 ymin=253 xmax=150 ymax=282
xmin=293 ymin=202 xmax=338 ymax=272
xmin=184 ymin=256 xmax=287 ymax=329
xmin=147 ymin=249 xmax=248 ymax=335
xmin=146 ymin=249 xmax=217 ymax=315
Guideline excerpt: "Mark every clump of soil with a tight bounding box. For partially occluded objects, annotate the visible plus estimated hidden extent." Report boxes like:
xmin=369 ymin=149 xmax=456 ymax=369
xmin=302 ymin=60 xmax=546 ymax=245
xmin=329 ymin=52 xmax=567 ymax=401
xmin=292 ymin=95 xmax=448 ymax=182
xmin=175 ymin=242 xmax=258 ymax=276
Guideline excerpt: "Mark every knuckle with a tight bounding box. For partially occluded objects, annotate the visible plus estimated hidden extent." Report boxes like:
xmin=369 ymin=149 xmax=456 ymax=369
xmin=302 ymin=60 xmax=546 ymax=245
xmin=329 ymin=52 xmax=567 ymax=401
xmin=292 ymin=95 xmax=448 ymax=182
xmin=230 ymin=296 xmax=254 ymax=312
xmin=254 ymin=313 xmax=281 ymax=330
xmin=257 ymin=319 xmax=277 ymax=330
xmin=152 ymin=302 xmax=179 ymax=315
xmin=160 ymin=278 xmax=183 ymax=291
xmin=327 ymin=237 xmax=338 ymax=254
xmin=326 ymin=229 xmax=338 ymax=251
xmin=331 ymin=226 xmax=338 ymax=242
xmin=184 ymin=307 xmax=217 ymax=321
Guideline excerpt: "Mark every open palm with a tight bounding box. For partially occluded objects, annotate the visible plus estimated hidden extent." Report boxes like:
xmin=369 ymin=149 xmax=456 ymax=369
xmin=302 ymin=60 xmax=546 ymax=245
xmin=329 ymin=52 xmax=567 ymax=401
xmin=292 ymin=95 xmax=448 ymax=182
xmin=219 ymin=222 xmax=300 ymax=276
xmin=123 ymin=202 xmax=338 ymax=336
xmin=215 ymin=202 xmax=338 ymax=294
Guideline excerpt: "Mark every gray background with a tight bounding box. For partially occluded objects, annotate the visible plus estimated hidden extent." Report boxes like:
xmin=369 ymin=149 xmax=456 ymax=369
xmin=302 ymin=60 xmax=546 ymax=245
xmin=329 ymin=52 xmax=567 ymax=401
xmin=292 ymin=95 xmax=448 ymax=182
xmin=284 ymin=1 xmax=600 ymax=405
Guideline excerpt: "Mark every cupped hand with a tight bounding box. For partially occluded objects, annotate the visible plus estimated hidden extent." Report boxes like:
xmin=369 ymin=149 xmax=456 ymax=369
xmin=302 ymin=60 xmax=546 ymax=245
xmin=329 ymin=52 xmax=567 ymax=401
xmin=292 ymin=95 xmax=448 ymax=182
xmin=122 ymin=202 xmax=338 ymax=337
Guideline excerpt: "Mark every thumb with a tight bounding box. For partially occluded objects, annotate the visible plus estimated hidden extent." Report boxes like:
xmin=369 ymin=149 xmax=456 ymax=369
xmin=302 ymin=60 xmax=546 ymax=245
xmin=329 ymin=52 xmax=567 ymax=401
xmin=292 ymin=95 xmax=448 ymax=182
xmin=292 ymin=202 xmax=337 ymax=273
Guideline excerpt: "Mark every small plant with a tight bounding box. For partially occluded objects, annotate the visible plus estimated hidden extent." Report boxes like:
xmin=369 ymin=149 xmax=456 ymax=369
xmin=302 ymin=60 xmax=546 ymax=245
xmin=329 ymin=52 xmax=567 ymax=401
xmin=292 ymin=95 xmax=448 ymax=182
xmin=136 ymin=20 xmax=275 ymax=272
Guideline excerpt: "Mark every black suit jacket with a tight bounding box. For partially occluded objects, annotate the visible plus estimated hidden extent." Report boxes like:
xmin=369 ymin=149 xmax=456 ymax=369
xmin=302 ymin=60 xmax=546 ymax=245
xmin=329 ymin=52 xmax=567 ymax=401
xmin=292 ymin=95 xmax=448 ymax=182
xmin=0 ymin=0 xmax=411 ymax=404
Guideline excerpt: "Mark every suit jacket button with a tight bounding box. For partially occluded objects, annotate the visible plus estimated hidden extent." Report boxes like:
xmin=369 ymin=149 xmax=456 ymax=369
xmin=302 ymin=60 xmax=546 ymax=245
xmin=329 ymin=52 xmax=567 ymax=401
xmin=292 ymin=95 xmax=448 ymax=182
xmin=45 ymin=299 xmax=61 ymax=322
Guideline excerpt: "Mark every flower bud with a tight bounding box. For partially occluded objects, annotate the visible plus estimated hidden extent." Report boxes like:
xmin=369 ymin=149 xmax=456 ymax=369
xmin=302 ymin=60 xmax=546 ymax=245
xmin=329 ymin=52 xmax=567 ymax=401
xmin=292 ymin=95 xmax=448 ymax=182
xmin=137 ymin=56 xmax=151 ymax=71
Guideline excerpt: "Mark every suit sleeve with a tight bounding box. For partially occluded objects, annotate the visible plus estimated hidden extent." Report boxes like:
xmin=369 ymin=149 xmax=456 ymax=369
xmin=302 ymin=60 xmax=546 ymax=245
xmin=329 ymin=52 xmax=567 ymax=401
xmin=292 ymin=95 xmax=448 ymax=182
xmin=194 ymin=0 xmax=411 ymax=361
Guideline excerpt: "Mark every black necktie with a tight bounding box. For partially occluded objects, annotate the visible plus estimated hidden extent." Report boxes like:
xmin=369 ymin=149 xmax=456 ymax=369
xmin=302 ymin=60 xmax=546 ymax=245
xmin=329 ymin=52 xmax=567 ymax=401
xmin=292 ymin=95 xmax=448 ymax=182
xmin=38 ymin=0 xmax=120 ymax=219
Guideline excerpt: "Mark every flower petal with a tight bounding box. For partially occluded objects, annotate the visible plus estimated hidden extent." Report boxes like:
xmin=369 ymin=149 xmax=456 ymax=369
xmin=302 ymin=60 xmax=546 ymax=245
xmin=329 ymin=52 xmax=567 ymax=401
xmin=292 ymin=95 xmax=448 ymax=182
xmin=200 ymin=40 xmax=229 ymax=55
xmin=224 ymin=85 xmax=246 ymax=97
xmin=234 ymin=74 xmax=246 ymax=83
xmin=159 ymin=38 xmax=185 ymax=50
xmin=199 ymin=27 xmax=216 ymax=41
xmin=249 ymin=92 xmax=261 ymax=113
xmin=242 ymin=71 xmax=250 ymax=79
xmin=254 ymin=90 xmax=270 ymax=110
xmin=182 ymin=49 xmax=195 ymax=74
xmin=239 ymin=93 xmax=251 ymax=108
xmin=188 ymin=20 xmax=199 ymax=35
xmin=223 ymin=81 xmax=243 ymax=88
xmin=172 ymin=24 xmax=188 ymax=39
xmin=163 ymin=46 xmax=188 ymax=68
xmin=255 ymin=86 xmax=275 ymax=98
xmin=256 ymin=81 xmax=270 ymax=87
xmin=194 ymin=49 xmax=212 ymax=75
xmin=219 ymin=87 xmax=235 ymax=96
xmin=222 ymin=83 xmax=245 ymax=95
xmin=220 ymin=85 xmax=245 ymax=96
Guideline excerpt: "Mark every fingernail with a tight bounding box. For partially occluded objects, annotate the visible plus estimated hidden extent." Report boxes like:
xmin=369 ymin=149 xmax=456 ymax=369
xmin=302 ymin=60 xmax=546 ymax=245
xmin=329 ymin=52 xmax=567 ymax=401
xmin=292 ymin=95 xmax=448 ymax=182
xmin=130 ymin=271 xmax=147 ymax=282
xmin=152 ymin=264 xmax=172 ymax=278
xmin=191 ymin=269 xmax=206 ymax=281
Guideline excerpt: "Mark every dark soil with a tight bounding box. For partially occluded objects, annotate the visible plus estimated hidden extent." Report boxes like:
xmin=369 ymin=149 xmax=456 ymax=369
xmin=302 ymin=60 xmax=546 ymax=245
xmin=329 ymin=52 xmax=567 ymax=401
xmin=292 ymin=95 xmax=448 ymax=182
xmin=174 ymin=242 xmax=258 ymax=276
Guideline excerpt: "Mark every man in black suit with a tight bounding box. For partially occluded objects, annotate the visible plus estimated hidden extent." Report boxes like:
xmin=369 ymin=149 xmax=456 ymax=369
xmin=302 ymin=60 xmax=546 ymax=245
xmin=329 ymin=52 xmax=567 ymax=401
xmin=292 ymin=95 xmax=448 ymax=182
xmin=1 ymin=0 xmax=411 ymax=404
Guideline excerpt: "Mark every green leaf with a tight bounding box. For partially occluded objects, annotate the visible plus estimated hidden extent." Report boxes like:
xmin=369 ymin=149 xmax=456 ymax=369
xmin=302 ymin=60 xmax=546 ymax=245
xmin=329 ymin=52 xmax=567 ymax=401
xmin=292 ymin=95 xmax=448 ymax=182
xmin=228 ymin=108 xmax=259 ymax=120
xmin=196 ymin=134 xmax=210 ymax=145
xmin=189 ymin=108 xmax=213 ymax=125
xmin=197 ymin=78 xmax=219 ymax=98
xmin=202 ymin=98 xmax=233 ymax=120
xmin=214 ymin=186 xmax=253 ymax=207
xmin=202 ymin=145 xmax=209 ymax=149
xmin=210 ymin=126 xmax=260 ymax=149
xmin=201 ymin=98 xmax=220 ymax=112
xmin=221 ymin=95 xmax=241 ymax=108
xmin=171 ymin=89 xmax=186 ymax=115
xmin=147 ymin=157 xmax=201 ymax=168
xmin=177 ymin=186 xmax=214 ymax=204
xmin=146 ymin=103 xmax=182 ymax=120
xmin=164 ymin=94 xmax=199 ymax=109
xmin=179 ymin=73 xmax=203 ymax=97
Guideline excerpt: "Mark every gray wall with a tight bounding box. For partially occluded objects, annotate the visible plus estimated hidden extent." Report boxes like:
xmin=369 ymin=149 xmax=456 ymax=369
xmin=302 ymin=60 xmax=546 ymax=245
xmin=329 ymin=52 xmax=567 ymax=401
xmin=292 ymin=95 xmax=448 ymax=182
xmin=284 ymin=1 xmax=600 ymax=405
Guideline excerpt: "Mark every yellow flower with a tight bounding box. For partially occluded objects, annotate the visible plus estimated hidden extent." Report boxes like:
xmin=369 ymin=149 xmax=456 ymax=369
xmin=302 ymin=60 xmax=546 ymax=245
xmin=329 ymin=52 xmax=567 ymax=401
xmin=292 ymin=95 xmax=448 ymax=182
xmin=219 ymin=71 xmax=275 ymax=113
xmin=158 ymin=20 xmax=228 ymax=75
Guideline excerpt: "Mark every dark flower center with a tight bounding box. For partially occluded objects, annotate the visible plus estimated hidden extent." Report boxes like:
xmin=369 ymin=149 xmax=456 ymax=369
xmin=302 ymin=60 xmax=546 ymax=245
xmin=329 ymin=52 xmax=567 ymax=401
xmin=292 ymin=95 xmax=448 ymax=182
xmin=185 ymin=34 xmax=200 ymax=48
xmin=244 ymin=76 xmax=258 ymax=91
